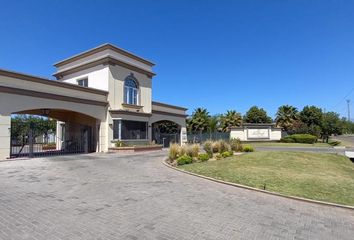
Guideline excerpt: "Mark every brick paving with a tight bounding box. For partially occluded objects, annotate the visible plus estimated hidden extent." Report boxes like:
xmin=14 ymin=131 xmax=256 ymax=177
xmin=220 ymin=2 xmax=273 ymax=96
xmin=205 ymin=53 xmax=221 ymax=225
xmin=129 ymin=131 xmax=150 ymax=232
xmin=0 ymin=151 xmax=353 ymax=240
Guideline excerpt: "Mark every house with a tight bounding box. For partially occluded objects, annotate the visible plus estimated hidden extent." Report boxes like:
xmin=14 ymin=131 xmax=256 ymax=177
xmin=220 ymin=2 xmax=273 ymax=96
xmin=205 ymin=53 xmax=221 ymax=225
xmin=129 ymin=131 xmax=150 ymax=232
xmin=0 ymin=43 xmax=188 ymax=159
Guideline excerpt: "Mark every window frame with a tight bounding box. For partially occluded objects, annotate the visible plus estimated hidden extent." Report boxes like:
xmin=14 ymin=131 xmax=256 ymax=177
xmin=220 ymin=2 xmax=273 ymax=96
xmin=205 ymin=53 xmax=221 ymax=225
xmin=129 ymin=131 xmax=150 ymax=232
xmin=124 ymin=77 xmax=139 ymax=105
xmin=77 ymin=77 xmax=88 ymax=87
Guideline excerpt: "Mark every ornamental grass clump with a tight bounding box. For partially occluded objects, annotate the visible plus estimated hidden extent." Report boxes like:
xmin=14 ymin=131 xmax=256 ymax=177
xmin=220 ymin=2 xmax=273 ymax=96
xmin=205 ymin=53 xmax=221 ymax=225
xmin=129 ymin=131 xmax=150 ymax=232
xmin=230 ymin=138 xmax=243 ymax=152
xmin=203 ymin=140 xmax=213 ymax=157
xmin=212 ymin=141 xmax=220 ymax=153
xmin=218 ymin=140 xmax=231 ymax=153
xmin=169 ymin=143 xmax=180 ymax=160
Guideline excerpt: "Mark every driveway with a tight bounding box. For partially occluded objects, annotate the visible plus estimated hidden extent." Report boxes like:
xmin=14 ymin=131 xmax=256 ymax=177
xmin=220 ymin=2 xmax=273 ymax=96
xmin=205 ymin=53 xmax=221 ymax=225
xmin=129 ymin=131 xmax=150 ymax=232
xmin=0 ymin=151 xmax=353 ymax=240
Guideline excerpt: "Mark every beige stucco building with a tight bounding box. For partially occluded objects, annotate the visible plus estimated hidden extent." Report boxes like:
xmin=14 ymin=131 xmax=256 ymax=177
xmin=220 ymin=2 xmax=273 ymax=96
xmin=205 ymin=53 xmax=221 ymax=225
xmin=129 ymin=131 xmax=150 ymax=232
xmin=0 ymin=43 xmax=188 ymax=159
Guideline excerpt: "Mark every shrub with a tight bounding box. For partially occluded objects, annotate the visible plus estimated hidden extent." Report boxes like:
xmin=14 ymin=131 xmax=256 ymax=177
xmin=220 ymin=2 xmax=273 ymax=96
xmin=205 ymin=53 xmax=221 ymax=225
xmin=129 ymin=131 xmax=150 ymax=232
xmin=230 ymin=138 xmax=243 ymax=152
xmin=218 ymin=140 xmax=231 ymax=153
xmin=221 ymin=151 xmax=232 ymax=158
xmin=281 ymin=134 xmax=317 ymax=144
xmin=203 ymin=140 xmax=213 ymax=156
xmin=329 ymin=140 xmax=341 ymax=146
xmin=115 ymin=140 xmax=128 ymax=147
xmin=243 ymin=145 xmax=254 ymax=152
xmin=215 ymin=153 xmax=223 ymax=160
xmin=280 ymin=136 xmax=295 ymax=143
xmin=169 ymin=143 xmax=180 ymax=160
xmin=198 ymin=153 xmax=210 ymax=162
xmin=177 ymin=155 xmax=193 ymax=165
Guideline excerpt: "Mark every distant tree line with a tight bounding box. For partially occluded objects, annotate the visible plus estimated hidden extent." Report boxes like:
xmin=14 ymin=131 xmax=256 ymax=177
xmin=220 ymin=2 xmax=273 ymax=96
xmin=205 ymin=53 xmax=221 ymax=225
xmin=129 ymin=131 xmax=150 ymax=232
xmin=187 ymin=105 xmax=354 ymax=142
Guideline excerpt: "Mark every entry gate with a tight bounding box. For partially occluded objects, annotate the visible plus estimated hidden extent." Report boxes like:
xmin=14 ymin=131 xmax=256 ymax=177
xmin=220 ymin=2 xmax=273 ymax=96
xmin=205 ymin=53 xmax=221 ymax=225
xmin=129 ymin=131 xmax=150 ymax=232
xmin=10 ymin=120 xmax=93 ymax=158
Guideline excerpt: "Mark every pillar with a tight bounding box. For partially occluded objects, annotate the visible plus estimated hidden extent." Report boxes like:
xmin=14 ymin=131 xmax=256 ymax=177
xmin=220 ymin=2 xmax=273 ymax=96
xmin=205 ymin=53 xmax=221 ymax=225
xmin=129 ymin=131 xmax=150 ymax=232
xmin=180 ymin=126 xmax=187 ymax=145
xmin=0 ymin=115 xmax=11 ymax=160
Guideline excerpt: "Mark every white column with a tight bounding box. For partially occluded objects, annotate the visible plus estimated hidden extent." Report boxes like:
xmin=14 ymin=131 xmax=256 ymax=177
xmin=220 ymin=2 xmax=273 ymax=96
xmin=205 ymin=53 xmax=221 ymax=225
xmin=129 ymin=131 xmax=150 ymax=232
xmin=0 ymin=115 xmax=11 ymax=160
xmin=180 ymin=126 xmax=187 ymax=145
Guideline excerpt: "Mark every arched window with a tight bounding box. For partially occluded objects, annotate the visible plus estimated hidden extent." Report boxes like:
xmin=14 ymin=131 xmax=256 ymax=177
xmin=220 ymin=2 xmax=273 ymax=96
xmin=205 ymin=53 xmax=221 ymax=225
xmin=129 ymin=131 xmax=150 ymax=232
xmin=124 ymin=76 xmax=138 ymax=105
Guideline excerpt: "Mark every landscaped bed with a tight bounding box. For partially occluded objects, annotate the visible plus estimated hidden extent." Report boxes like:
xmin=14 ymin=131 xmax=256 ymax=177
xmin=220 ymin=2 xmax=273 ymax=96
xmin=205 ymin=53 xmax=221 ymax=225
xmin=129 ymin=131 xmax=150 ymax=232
xmin=178 ymin=151 xmax=354 ymax=206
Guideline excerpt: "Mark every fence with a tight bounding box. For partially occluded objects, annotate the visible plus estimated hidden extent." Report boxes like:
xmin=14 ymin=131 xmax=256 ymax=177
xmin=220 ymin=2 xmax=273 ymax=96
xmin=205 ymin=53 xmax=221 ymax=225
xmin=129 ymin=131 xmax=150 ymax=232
xmin=187 ymin=132 xmax=230 ymax=143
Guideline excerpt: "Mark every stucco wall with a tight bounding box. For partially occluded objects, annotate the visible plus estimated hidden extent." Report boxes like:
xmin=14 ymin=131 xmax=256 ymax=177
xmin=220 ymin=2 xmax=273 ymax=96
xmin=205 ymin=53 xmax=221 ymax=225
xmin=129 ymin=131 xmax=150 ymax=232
xmin=59 ymin=65 xmax=110 ymax=91
xmin=0 ymin=115 xmax=11 ymax=160
xmin=230 ymin=127 xmax=282 ymax=141
xmin=108 ymin=65 xmax=152 ymax=113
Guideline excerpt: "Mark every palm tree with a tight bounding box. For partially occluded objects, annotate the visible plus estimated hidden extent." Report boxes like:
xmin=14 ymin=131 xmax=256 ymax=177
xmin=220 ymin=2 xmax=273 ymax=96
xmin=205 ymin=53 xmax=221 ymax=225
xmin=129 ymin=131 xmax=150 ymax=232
xmin=220 ymin=110 xmax=242 ymax=132
xmin=188 ymin=108 xmax=210 ymax=134
xmin=275 ymin=105 xmax=298 ymax=131
xmin=208 ymin=115 xmax=221 ymax=138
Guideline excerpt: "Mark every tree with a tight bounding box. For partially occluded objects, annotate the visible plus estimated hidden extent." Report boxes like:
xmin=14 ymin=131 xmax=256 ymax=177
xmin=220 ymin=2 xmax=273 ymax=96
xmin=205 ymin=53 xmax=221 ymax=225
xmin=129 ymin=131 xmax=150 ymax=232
xmin=321 ymin=112 xmax=342 ymax=142
xmin=299 ymin=106 xmax=323 ymax=127
xmin=243 ymin=106 xmax=272 ymax=123
xmin=220 ymin=110 xmax=242 ymax=132
xmin=208 ymin=115 xmax=221 ymax=133
xmin=275 ymin=105 xmax=298 ymax=132
xmin=187 ymin=108 xmax=210 ymax=134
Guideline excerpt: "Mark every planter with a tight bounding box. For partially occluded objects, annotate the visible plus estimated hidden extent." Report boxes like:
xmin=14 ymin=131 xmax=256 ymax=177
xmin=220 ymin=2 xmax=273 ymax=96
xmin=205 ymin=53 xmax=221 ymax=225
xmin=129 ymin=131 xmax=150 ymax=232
xmin=108 ymin=145 xmax=163 ymax=153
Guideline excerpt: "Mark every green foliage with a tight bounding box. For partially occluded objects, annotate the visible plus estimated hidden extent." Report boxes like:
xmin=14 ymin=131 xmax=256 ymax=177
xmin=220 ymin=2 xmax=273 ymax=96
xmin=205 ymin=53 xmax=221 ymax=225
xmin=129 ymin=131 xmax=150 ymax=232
xmin=11 ymin=115 xmax=56 ymax=144
xmin=198 ymin=153 xmax=210 ymax=162
xmin=321 ymin=112 xmax=342 ymax=142
xmin=229 ymin=138 xmax=243 ymax=152
xmin=243 ymin=145 xmax=254 ymax=152
xmin=187 ymin=108 xmax=210 ymax=134
xmin=243 ymin=106 xmax=272 ymax=123
xmin=328 ymin=140 xmax=341 ymax=146
xmin=282 ymin=134 xmax=317 ymax=144
xmin=177 ymin=155 xmax=193 ymax=165
xmin=299 ymin=105 xmax=323 ymax=127
xmin=280 ymin=137 xmax=295 ymax=143
xmin=275 ymin=105 xmax=299 ymax=131
xmin=220 ymin=110 xmax=242 ymax=132
xmin=115 ymin=140 xmax=128 ymax=147
xmin=221 ymin=151 xmax=232 ymax=158
xmin=203 ymin=140 xmax=213 ymax=156
xmin=215 ymin=153 xmax=223 ymax=160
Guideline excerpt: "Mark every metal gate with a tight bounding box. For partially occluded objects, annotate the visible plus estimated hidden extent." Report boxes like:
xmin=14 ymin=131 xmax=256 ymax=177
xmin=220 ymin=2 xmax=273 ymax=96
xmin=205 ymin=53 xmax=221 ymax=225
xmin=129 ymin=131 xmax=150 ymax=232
xmin=154 ymin=133 xmax=180 ymax=148
xmin=10 ymin=120 xmax=93 ymax=158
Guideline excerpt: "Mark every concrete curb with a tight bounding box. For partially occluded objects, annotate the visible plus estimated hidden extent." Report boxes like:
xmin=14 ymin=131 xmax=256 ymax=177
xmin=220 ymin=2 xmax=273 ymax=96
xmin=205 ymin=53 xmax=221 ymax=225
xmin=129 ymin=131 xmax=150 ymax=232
xmin=163 ymin=160 xmax=354 ymax=211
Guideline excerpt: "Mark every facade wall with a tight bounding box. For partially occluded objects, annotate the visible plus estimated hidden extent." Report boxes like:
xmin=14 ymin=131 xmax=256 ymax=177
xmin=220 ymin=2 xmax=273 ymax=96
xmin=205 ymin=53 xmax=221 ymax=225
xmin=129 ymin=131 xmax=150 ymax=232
xmin=108 ymin=65 xmax=152 ymax=113
xmin=55 ymin=49 xmax=153 ymax=74
xmin=0 ymin=75 xmax=107 ymax=103
xmin=0 ymin=115 xmax=11 ymax=160
xmin=59 ymin=65 xmax=110 ymax=91
xmin=230 ymin=127 xmax=282 ymax=141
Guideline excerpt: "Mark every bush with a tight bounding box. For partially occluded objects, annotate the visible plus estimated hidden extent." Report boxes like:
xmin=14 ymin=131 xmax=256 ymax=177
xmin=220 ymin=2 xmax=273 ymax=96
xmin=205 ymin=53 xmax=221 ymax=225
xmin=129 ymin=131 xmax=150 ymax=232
xmin=221 ymin=151 xmax=232 ymax=158
xmin=177 ymin=155 xmax=193 ymax=165
xmin=280 ymin=137 xmax=295 ymax=143
xmin=218 ymin=140 xmax=231 ymax=153
xmin=230 ymin=138 xmax=243 ymax=152
xmin=203 ymin=140 xmax=213 ymax=157
xmin=115 ymin=140 xmax=128 ymax=147
xmin=169 ymin=143 xmax=180 ymax=160
xmin=281 ymin=134 xmax=317 ymax=144
xmin=215 ymin=153 xmax=223 ymax=160
xmin=243 ymin=145 xmax=254 ymax=152
xmin=329 ymin=140 xmax=341 ymax=146
xmin=198 ymin=153 xmax=210 ymax=162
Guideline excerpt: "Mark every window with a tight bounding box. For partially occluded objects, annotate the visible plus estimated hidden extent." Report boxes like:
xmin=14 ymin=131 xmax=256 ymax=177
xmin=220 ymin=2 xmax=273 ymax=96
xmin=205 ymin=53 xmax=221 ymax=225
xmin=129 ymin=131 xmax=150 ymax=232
xmin=124 ymin=77 xmax=138 ymax=105
xmin=77 ymin=78 xmax=88 ymax=87
xmin=113 ymin=120 xmax=147 ymax=140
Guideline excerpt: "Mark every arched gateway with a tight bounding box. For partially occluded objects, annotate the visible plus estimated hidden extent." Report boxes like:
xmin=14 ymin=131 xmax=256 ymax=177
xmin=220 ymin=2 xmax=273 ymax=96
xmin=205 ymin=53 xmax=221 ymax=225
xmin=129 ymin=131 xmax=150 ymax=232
xmin=0 ymin=43 xmax=187 ymax=159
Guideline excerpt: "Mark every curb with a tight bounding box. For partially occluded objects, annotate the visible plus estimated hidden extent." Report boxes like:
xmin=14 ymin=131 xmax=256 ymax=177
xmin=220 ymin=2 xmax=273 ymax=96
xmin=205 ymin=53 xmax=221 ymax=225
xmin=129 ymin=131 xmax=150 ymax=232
xmin=163 ymin=160 xmax=354 ymax=211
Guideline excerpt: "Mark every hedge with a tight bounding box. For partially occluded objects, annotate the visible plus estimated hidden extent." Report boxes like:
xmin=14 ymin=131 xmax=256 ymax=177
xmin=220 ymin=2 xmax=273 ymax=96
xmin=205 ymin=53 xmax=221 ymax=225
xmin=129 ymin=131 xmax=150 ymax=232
xmin=281 ymin=134 xmax=317 ymax=144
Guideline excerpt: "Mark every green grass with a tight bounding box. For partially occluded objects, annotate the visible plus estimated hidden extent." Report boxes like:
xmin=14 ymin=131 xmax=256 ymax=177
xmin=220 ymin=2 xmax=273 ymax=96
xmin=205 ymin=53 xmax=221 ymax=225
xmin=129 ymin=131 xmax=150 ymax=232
xmin=179 ymin=152 xmax=354 ymax=206
xmin=248 ymin=142 xmax=330 ymax=147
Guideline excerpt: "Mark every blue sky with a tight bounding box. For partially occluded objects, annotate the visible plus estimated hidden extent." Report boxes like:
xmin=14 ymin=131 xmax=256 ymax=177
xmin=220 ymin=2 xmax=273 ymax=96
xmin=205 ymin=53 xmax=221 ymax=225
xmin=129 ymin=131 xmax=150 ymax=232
xmin=0 ymin=0 xmax=353 ymax=119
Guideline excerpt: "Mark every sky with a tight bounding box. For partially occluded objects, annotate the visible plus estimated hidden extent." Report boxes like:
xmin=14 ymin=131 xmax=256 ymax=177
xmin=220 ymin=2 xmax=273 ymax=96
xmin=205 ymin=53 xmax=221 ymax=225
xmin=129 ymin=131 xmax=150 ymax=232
xmin=0 ymin=0 xmax=353 ymax=119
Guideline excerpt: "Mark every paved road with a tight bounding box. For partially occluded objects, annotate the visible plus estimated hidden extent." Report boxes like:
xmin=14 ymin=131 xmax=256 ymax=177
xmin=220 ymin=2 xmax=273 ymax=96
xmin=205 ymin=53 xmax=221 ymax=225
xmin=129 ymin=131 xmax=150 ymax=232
xmin=0 ymin=152 xmax=353 ymax=240
xmin=254 ymin=146 xmax=353 ymax=155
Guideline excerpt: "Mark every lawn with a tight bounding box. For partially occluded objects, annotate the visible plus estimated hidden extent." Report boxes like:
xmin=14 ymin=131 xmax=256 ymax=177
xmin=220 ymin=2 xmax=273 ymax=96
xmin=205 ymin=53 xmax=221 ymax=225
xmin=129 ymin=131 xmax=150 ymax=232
xmin=248 ymin=142 xmax=330 ymax=147
xmin=179 ymin=152 xmax=354 ymax=206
